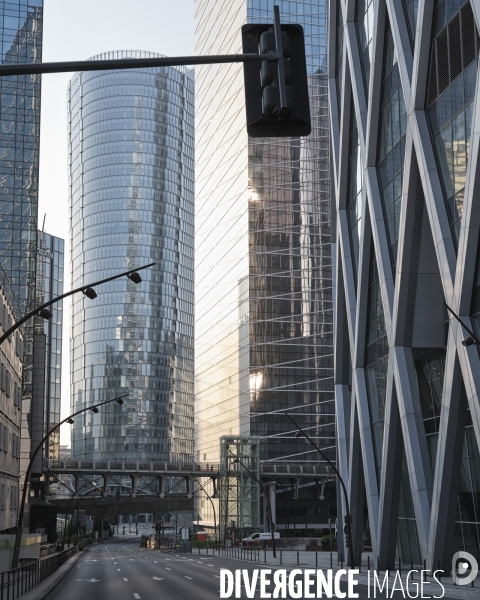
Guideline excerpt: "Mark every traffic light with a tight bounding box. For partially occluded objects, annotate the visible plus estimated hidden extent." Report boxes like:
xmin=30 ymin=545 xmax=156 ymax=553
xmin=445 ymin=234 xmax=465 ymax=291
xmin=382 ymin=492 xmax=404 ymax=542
xmin=242 ymin=22 xmax=311 ymax=137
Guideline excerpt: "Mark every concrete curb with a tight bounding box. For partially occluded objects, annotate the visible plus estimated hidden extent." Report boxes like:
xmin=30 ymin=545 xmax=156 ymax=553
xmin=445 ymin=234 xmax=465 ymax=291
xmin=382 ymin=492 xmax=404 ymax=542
xmin=19 ymin=550 xmax=84 ymax=600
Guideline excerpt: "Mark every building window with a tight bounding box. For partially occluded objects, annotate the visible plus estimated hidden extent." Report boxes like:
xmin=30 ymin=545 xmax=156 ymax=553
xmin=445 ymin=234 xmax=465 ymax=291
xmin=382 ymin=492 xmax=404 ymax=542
xmin=355 ymin=0 xmax=375 ymax=97
xmin=415 ymin=349 xmax=446 ymax=473
xmin=347 ymin=103 xmax=363 ymax=283
xmin=336 ymin=0 xmax=344 ymax=115
xmin=376 ymin=18 xmax=407 ymax=269
xmin=402 ymin=0 xmax=418 ymax=47
xmin=365 ymin=251 xmax=388 ymax=483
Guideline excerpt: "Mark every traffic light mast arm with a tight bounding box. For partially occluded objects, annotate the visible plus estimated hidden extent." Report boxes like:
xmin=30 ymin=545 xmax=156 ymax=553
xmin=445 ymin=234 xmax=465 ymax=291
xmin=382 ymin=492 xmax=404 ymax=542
xmin=0 ymin=52 xmax=274 ymax=77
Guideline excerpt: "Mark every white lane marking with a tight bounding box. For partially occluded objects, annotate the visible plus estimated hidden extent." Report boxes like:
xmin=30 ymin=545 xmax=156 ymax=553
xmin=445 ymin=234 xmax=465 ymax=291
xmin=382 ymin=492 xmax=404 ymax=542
xmin=207 ymin=564 xmax=214 ymax=567
xmin=184 ymin=576 xmax=193 ymax=580
xmin=165 ymin=558 xmax=171 ymax=561
xmin=123 ymin=578 xmax=128 ymax=581
xmin=154 ymin=561 xmax=157 ymax=563
xmin=165 ymin=567 xmax=171 ymax=570
xmin=133 ymin=595 xmax=141 ymax=599
xmin=117 ymin=569 xmax=121 ymax=571
xmin=130 ymin=559 xmax=134 ymax=561
xmin=151 ymin=577 xmax=164 ymax=581
xmin=197 ymin=561 xmax=203 ymax=564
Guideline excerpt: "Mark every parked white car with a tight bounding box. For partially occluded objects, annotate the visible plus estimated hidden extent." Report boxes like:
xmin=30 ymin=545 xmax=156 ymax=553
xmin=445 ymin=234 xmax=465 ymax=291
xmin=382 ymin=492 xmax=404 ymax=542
xmin=242 ymin=532 xmax=280 ymax=544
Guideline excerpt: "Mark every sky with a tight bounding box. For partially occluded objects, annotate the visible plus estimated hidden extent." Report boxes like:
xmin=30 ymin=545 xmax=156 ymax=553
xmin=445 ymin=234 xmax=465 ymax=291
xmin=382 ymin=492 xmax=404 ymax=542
xmin=37 ymin=0 xmax=195 ymax=445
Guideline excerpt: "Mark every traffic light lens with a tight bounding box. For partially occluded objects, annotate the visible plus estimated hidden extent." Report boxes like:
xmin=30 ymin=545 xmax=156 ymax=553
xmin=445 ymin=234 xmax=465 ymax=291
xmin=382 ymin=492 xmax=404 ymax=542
xmin=259 ymin=29 xmax=290 ymax=57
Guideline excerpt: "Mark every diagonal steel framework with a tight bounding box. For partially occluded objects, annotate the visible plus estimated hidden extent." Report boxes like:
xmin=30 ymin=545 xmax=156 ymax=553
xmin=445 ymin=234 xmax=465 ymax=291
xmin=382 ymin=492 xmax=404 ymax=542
xmin=330 ymin=0 xmax=480 ymax=570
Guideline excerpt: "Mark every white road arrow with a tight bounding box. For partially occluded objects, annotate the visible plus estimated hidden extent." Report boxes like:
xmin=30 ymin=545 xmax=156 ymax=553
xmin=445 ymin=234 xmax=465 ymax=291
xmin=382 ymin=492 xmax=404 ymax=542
xmin=151 ymin=577 xmax=164 ymax=581
xmin=74 ymin=579 xmax=100 ymax=583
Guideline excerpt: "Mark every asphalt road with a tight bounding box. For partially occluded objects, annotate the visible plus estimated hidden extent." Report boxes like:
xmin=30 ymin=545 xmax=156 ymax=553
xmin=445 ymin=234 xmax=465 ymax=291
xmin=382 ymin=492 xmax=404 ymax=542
xmin=48 ymin=539 xmax=459 ymax=600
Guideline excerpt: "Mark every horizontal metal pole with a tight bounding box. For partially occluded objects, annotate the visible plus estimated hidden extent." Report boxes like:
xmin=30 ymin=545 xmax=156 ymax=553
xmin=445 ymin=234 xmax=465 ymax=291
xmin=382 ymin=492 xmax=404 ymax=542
xmin=0 ymin=53 xmax=269 ymax=77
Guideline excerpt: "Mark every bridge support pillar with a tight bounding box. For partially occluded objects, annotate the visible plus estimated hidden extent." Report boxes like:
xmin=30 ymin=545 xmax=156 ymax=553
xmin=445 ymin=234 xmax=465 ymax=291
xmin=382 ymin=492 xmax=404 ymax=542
xmin=185 ymin=476 xmax=193 ymax=498
xmin=211 ymin=477 xmax=218 ymax=497
xmin=158 ymin=476 xmax=164 ymax=498
xmin=130 ymin=474 xmax=137 ymax=497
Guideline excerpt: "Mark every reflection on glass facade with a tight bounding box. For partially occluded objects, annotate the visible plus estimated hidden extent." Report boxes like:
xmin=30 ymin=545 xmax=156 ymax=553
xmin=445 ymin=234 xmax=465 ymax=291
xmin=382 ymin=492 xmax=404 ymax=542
xmin=347 ymin=104 xmax=362 ymax=282
xmin=377 ymin=19 xmax=407 ymax=269
xmin=428 ymin=61 xmax=475 ymax=241
xmin=68 ymin=51 xmax=194 ymax=462
xmin=195 ymin=0 xmax=334 ymax=530
xmin=427 ymin=0 xmax=479 ymax=243
xmin=415 ymin=350 xmax=445 ymax=473
xmin=34 ymin=231 xmax=63 ymax=460
xmin=355 ymin=0 xmax=374 ymax=96
xmin=365 ymin=252 xmax=388 ymax=482
xmin=0 ymin=1 xmax=43 ymax=488
xmin=402 ymin=0 xmax=418 ymax=46
xmin=336 ymin=0 xmax=344 ymax=113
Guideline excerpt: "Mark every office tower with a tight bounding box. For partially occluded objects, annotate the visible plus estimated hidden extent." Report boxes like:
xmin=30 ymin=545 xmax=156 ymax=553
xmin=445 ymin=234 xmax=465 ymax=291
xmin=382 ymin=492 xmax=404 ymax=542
xmin=331 ymin=0 xmax=480 ymax=567
xmin=0 ymin=1 xmax=43 ymax=499
xmin=68 ymin=51 xmax=195 ymax=464
xmin=195 ymin=0 xmax=334 ymax=535
xmin=20 ymin=230 xmax=63 ymax=493
xmin=0 ymin=265 xmax=23 ymax=530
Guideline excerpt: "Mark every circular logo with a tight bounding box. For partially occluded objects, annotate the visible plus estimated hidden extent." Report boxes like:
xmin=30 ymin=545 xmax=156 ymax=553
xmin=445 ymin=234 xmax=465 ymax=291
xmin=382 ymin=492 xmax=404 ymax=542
xmin=452 ymin=551 xmax=479 ymax=586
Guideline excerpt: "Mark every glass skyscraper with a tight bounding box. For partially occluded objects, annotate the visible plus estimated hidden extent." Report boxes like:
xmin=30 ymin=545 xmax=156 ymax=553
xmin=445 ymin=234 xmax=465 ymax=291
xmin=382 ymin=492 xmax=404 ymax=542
xmin=68 ymin=51 xmax=195 ymax=463
xmin=21 ymin=230 xmax=63 ymax=491
xmin=0 ymin=1 xmax=43 ymax=486
xmin=195 ymin=0 xmax=334 ymax=533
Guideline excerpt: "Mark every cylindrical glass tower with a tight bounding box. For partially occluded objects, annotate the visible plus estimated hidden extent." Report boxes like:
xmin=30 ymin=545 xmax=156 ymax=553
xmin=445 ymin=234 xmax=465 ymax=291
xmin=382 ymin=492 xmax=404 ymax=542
xmin=68 ymin=51 xmax=194 ymax=463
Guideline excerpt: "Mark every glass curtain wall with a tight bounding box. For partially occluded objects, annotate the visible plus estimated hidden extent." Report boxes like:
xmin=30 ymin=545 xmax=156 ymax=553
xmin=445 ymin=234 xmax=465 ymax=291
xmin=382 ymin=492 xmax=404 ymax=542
xmin=365 ymin=251 xmax=388 ymax=483
xmin=34 ymin=231 xmax=63 ymax=461
xmin=347 ymin=103 xmax=362 ymax=283
xmin=376 ymin=18 xmax=407 ymax=269
xmin=0 ymin=1 xmax=43 ymax=492
xmin=195 ymin=0 xmax=334 ymax=530
xmin=355 ymin=0 xmax=374 ymax=97
xmin=68 ymin=51 xmax=194 ymax=463
xmin=426 ymin=0 xmax=479 ymax=243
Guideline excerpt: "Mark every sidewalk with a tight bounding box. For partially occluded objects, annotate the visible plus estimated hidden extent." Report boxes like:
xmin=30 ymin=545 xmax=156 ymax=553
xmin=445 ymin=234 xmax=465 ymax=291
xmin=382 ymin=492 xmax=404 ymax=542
xmin=19 ymin=550 xmax=83 ymax=600
xmin=192 ymin=548 xmax=480 ymax=599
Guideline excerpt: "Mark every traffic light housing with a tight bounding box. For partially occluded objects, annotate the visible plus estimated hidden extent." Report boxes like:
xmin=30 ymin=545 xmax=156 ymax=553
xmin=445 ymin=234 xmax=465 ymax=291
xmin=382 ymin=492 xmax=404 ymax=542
xmin=242 ymin=23 xmax=311 ymax=137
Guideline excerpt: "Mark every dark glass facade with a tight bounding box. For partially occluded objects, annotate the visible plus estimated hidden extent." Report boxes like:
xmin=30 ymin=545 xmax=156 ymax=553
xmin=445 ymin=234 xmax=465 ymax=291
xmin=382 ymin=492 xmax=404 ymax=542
xmin=355 ymin=0 xmax=374 ymax=96
xmin=364 ymin=252 xmax=388 ymax=482
xmin=346 ymin=105 xmax=362 ymax=282
xmin=68 ymin=51 xmax=194 ymax=462
xmin=377 ymin=19 xmax=407 ymax=269
xmin=427 ymin=0 xmax=479 ymax=243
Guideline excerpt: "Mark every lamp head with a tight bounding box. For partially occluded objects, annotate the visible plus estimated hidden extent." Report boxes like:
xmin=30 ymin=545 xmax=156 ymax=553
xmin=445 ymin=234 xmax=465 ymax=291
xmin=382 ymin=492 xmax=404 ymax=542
xmin=91 ymin=406 xmax=99 ymax=413
xmin=116 ymin=397 xmax=124 ymax=405
xmin=83 ymin=287 xmax=97 ymax=300
xmin=66 ymin=418 xmax=74 ymax=424
xmin=128 ymin=271 xmax=142 ymax=284
xmin=38 ymin=308 xmax=52 ymax=320
xmin=295 ymin=430 xmax=302 ymax=438
xmin=462 ymin=335 xmax=476 ymax=347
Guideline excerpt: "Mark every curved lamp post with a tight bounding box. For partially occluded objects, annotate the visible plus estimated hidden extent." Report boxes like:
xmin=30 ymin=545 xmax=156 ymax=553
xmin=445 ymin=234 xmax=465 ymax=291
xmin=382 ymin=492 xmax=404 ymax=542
xmin=0 ymin=263 xmax=154 ymax=346
xmin=59 ymin=477 xmax=104 ymax=547
xmin=283 ymin=412 xmax=355 ymax=569
xmin=193 ymin=477 xmax=218 ymax=551
xmin=226 ymin=448 xmax=276 ymax=558
xmin=12 ymin=393 xmax=128 ymax=568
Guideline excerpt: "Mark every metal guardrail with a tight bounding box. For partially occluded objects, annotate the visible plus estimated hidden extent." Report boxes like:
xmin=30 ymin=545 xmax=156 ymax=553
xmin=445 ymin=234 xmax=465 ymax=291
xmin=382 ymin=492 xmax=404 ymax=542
xmin=0 ymin=545 xmax=77 ymax=599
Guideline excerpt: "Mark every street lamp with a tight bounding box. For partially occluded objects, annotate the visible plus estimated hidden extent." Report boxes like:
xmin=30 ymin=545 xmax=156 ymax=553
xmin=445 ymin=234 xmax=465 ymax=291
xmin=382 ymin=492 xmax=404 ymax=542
xmin=444 ymin=302 xmax=480 ymax=347
xmin=193 ymin=477 xmax=218 ymax=551
xmin=0 ymin=263 xmax=154 ymax=346
xmin=226 ymin=448 xmax=277 ymax=558
xmin=11 ymin=393 xmax=128 ymax=568
xmin=284 ymin=412 xmax=355 ymax=568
